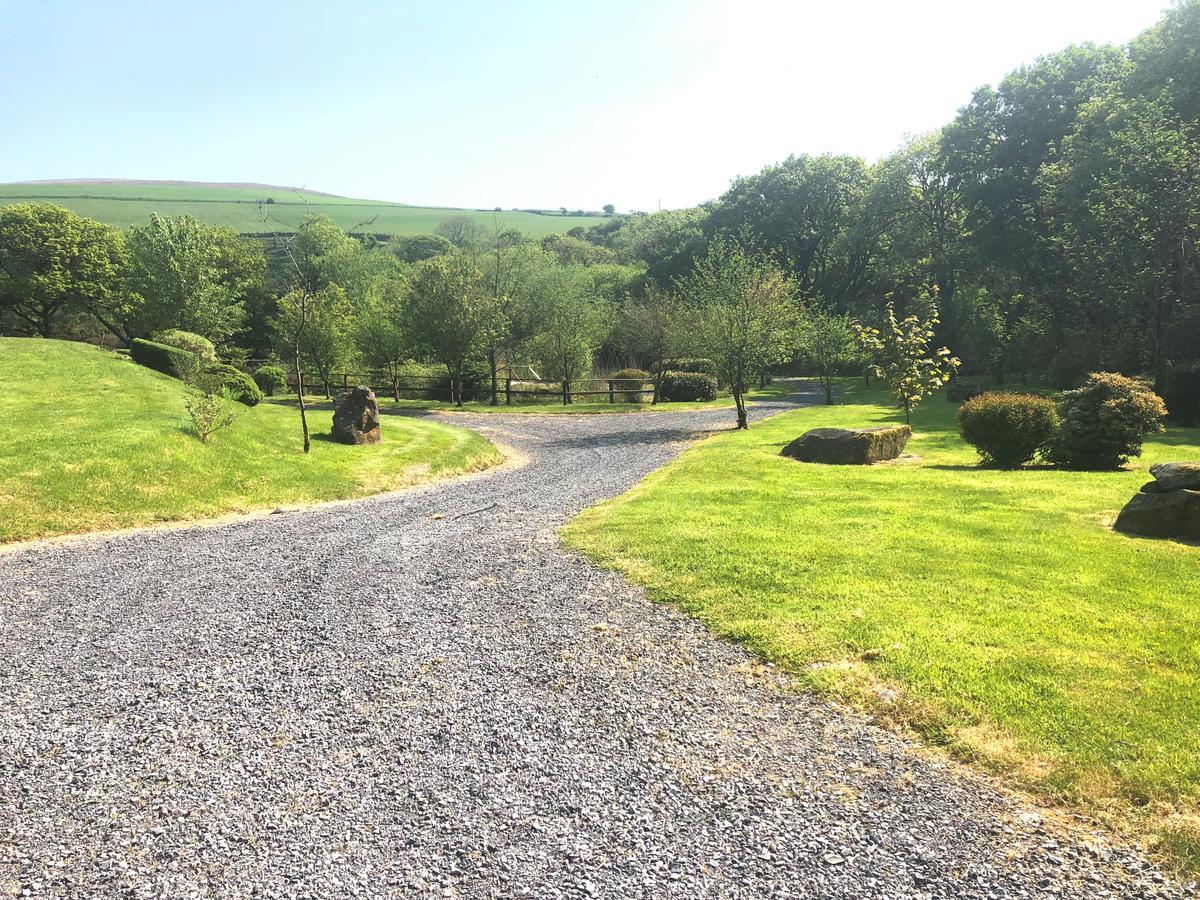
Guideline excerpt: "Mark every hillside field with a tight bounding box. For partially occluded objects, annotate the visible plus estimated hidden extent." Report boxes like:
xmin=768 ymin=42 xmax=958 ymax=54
xmin=0 ymin=338 xmax=501 ymax=543
xmin=0 ymin=181 xmax=603 ymax=236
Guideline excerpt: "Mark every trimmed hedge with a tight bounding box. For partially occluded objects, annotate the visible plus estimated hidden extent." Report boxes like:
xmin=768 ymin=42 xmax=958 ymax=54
xmin=214 ymin=367 xmax=263 ymax=406
xmin=659 ymin=370 xmax=718 ymax=402
xmin=1048 ymin=372 xmax=1167 ymax=470
xmin=152 ymin=329 xmax=217 ymax=364
xmin=609 ymin=367 xmax=649 ymax=403
xmin=958 ymin=393 xmax=1060 ymax=468
xmin=130 ymin=338 xmax=197 ymax=379
xmin=671 ymin=358 xmax=718 ymax=377
xmin=253 ymin=365 xmax=287 ymax=397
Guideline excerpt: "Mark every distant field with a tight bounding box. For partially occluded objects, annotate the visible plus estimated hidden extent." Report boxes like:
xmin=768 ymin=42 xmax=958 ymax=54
xmin=0 ymin=181 xmax=603 ymax=237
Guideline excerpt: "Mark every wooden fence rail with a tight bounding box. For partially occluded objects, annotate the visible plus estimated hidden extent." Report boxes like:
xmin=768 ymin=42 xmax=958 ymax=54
xmin=272 ymin=371 xmax=655 ymax=405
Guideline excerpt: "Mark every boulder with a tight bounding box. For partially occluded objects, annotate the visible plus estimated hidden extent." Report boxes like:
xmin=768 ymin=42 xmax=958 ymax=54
xmin=781 ymin=425 xmax=911 ymax=465
xmin=331 ymin=386 xmax=381 ymax=445
xmin=1144 ymin=462 xmax=1200 ymax=493
xmin=947 ymin=382 xmax=986 ymax=403
xmin=1114 ymin=488 xmax=1200 ymax=541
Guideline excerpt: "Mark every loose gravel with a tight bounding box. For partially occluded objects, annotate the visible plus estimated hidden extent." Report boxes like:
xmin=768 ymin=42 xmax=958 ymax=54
xmin=0 ymin=383 xmax=1192 ymax=899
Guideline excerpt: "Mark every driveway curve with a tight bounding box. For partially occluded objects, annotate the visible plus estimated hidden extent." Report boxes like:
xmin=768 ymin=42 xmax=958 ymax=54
xmin=0 ymin=383 xmax=1189 ymax=899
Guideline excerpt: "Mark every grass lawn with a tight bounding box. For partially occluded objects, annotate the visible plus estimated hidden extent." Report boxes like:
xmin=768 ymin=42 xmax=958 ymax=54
xmin=0 ymin=181 xmax=601 ymax=237
xmin=271 ymin=383 xmax=792 ymax=416
xmin=0 ymin=338 xmax=500 ymax=543
xmin=563 ymin=379 xmax=1200 ymax=866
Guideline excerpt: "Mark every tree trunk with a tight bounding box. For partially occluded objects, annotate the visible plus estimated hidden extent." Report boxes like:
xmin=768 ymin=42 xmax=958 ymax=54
xmin=823 ymin=376 xmax=833 ymax=405
xmin=453 ymin=373 xmax=463 ymax=407
xmin=295 ymin=350 xmax=311 ymax=454
xmin=733 ymin=379 xmax=748 ymax=429
xmin=488 ymin=348 xmax=500 ymax=406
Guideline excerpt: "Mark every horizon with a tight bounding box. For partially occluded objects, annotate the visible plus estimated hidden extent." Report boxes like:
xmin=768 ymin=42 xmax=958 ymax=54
xmin=1 ymin=0 xmax=1172 ymax=212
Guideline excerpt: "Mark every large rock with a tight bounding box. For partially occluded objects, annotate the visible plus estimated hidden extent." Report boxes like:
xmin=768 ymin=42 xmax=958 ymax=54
xmin=331 ymin=386 xmax=381 ymax=445
xmin=947 ymin=382 xmax=985 ymax=403
xmin=781 ymin=425 xmax=911 ymax=465
xmin=1144 ymin=462 xmax=1200 ymax=493
xmin=1114 ymin=488 xmax=1200 ymax=541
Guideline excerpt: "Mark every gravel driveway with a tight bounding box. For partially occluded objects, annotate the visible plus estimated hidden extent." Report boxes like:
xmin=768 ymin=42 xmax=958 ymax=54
xmin=0 ymin=384 xmax=1191 ymax=899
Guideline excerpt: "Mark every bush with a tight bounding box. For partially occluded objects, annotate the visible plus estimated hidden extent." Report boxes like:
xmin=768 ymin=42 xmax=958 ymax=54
xmin=659 ymin=370 xmax=718 ymax=402
xmin=672 ymin=358 xmax=718 ymax=377
xmin=130 ymin=338 xmax=197 ymax=379
xmin=210 ymin=366 xmax=263 ymax=406
xmin=609 ymin=367 xmax=649 ymax=403
xmin=1048 ymin=372 xmax=1167 ymax=470
xmin=958 ymin=393 xmax=1061 ymax=468
xmin=152 ymin=329 xmax=217 ymax=364
xmin=253 ymin=364 xmax=287 ymax=397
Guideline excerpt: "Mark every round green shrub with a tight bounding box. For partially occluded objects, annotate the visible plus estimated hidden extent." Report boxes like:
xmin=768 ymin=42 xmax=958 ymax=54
xmin=207 ymin=365 xmax=262 ymax=406
xmin=1048 ymin=372 xmax=1167 ymax=470
xmin=609 ymin=368 xmax=649 ymax=403
xmin=152 ymin=329 xmax=217 ymax=364
xmin=253 ymin=364 xmax=287 ymax=397
xmin=659 ymin=370 xmax=718 ymax=402
xmin=958 ymin=393 xmax=1060 ymax=468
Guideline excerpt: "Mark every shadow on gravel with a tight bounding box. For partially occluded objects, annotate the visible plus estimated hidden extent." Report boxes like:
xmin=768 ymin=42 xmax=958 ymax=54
xmin=539 ymin=424 xmax=727 ymax=450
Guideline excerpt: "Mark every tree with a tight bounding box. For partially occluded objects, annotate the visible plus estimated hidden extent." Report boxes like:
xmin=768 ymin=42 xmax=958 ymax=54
xmin=854 ymin=288 xmax=961 ymax=424
xmin=615 ymin=284 xmax=692 ymax=403
xmin=356 ymin=277 xmax=409 ymax=401
xmin=402 ymin=255 xmax=495 ymax=406
xmin=796 ymin=308 xmax=859 ymax=404
xmin=528 ymin=269 xmax=613 ymax=404
xmin=676 ymin=236 xmax=799 ymax=429
xmin=0 ymin=203 xmax=127 ymax=338
xmin=125 ymin=214 xmax=264 ymax=347
xmin=392 ymin=233 xmax=454 ymax=264
xmin=603 ymin=204 xmax=616 ymax=216
xmin=434 ymin=216 xmax=488 ymax=251
xmin=274 ymin=284 xmax=354 ymax=399
xmin=474 ymin=236 xmax=549 ymax=405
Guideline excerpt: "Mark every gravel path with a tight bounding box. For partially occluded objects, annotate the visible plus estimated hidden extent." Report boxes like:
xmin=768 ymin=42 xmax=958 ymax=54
xmin=0 ymin=384 xmax=1191 ymax=899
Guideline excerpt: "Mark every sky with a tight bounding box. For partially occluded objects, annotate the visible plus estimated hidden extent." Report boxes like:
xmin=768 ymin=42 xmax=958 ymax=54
xmin=0 ymin=0 xmax=1171 ymax=212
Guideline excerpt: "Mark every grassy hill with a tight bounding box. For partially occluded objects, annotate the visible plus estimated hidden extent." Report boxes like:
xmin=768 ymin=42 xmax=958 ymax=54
xmin=0 ymin=180 xmax=604 ymax=237
xmin=0 ymin=338 xmax=500 ymax=543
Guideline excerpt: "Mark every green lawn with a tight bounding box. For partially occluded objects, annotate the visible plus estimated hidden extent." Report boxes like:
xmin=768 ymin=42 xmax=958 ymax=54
xmin=563 ymin=380 xmax=1200 ymax=864
xmin=0 ymin=338 xmax=500 ymax=543
xmin=0 ymin=181 xmax=602 ymax=236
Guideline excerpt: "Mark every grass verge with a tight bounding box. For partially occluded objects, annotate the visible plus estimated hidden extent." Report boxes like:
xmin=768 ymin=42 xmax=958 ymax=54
xmin=0 ymin=338 xmax=501 ymax=543
xmin=562 ymin=379 xmax=1200 ymax=868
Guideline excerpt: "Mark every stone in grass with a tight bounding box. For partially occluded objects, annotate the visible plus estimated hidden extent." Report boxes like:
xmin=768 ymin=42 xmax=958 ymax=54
xmin=781 ymin=425 xmax=911 ymax=465
xmin=1114 ymin=488 xmax=1200 ymax=541
xmin=1142 ymin=462 xmax=1200 ymax=493
xmin=332 ymin=385 xmax=381 ymax=445
xmin=947 ymin=382 xmax=985 ymax=403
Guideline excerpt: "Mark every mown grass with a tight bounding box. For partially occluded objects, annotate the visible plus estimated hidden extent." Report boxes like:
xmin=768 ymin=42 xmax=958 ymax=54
xmin=563 ymin=379 xmax=1200 ymax=866
xmin=0 ymin=338 xmax=501 ymax=543
xmin=0 ymin=182 xmax=601 ymax=237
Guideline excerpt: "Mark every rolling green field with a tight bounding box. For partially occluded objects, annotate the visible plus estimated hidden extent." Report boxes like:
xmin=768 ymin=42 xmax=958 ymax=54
xmin=563 ymin=381 xmax=1200 ymax=865
xmin=0 ymin=338 xmax=501 ymax=543
xmin=0 ymin=181 xmax=602 ymax=236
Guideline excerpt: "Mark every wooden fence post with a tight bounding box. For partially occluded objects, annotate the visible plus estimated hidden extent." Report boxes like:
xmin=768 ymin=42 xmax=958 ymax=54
xmin=342 ymin=373 xmax=349 ymax=392
xmin=505 ymin=377 xmax=512 ymax=405
xmin=608 ymin=379 xmax=614 ymax=404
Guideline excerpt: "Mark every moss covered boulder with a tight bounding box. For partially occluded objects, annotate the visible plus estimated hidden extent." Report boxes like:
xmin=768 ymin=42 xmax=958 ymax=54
xmin=781 ymin=425 xmax=912 ymax=465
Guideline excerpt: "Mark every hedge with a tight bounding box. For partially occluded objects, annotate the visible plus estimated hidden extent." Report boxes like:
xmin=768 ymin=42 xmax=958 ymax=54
xmin=671 ymin=358 xmax=718 ymax=377
xmin=609 ymin=368 xmax=649 ymax=403
xmin=659 ymin=370 xmax=718 ymax=402
xmin=958 ymin=393 xmax=1060 ymax=468
xmin=212 ymin=366 xmax=263 ymax=406
xmin=130 ymin=338 xmax=197 ymax=379
xmin=151 ymin=329 xmax=217 ymax=364
xmin=252 ymin=365 xmax=287 ymax=397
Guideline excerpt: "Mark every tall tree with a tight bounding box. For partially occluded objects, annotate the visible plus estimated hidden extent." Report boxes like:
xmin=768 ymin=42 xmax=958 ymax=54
xmin=0 ymin=203 xmax=127 ymax=338
xmin=676 ymin=236 xmax=799 ymax=429
xmin=615 ymin=284 xmax=692 ymax=404
xmin=528 ymin=268 xmax=613 ymax=405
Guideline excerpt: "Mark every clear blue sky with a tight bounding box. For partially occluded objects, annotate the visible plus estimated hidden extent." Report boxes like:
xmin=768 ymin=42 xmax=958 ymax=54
xmin=1 ymin=0 xmax=1169 ymax=212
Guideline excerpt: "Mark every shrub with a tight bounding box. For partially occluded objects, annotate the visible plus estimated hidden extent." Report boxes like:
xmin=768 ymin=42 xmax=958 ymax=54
xmin=253 ymin=364 xmax=287 ymax=397
xmin=958 ymin=393 xmax=1061 ymax=468
xmin=672 ymin=358 xmax=718 ymax=377
xmin=1048 ymin=372 xmax=1167 ymax=470
xmin=184 ymin=388 xmax=236 ymax=443
xmin=210 ymin=366 xmax=263 ymax=406
xmin=609 ymin=367 xmax=649 ymax=403
xmin=130 ymin=338 xmax=197 ymax=379
xmin=659 ymin=370 xmax=718 ymax=402
xmin=152 ymin=329 xmax=217 ymax=364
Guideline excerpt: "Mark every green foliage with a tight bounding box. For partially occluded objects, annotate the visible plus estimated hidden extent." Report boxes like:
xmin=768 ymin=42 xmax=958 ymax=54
xmin=528 ymin=267 xmax=614 ymax=402
xmin=252 ymin=364 xmax=287 ymax=397
xmin=390 ymin=233 xmax=454 ymax=263
xmin=795 ymin=308 xmax=859 ymax=403
xmin=675 ymin=236 xmax=798 ymax=428
xmin=208 ymin=366 xmax=263 ymax=406
xmin=183 ymin=387 xmax=236 ymax=443
xmin=0 ymin=202 xmax=128 ymax=338
xmin=273 ymin=283 xmax=355 ymax=397
xmin=1049 ymin=372 xmax=1168 ymax=470
xmin=658 ymin=370 xmax=718 ymax=402
xmin=151 ymin=329 xmax=217 ymax=364
xmin=854 ymin=288 xmax=960 ymax=424
xmin=671 ymin=358 xmax=718 ymax=376
xmin=129 ymin=337 xmax=197 ymax=379
xmin=1163 ymin=363 xmax=1200 ymax=426
xmin=957 ymin=392 xmax=1061 ymax=468
xmin=609 ymin=367 xmax=649 ymax=403
xmin=434 ymin=215 xmax=489 ymax=250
